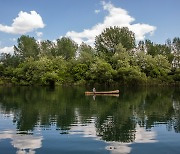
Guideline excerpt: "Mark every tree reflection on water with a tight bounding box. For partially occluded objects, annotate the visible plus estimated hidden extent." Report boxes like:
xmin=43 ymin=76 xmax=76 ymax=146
xmin=0 ymin=86 xmax=180 ymax=143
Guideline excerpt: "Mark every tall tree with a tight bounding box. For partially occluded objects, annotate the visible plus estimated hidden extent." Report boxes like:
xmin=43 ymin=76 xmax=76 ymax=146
xmin=78 ymin=42 xmax=95 ymax=65
xmin=145 ymin=40 xmax=156 ymax=56
xmin=138 ymin=41 xmax=146 ymax=52
xmin=145 ymin=39 xmax=173 ymax=63
xmin=95 ymin=26 xmax=135 ymax=59
xmin=0 ymin=53 xmax=20 ymax=67
xmin=39 ymin=40 xmax=56 ymax=57
xmin=14 ymin=35 xmax=40 ymax=60
xmin=56 ymin=37 xmax=78 ymax=60
xmin=172 ymin=37 xmax=180 ymax=68
xmin=173 ymin=37 xmax=180 ymax=52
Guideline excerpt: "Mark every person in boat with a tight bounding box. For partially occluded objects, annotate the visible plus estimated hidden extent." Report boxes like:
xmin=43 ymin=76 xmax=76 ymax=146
xmin=93 ymin=87 xmax=96 ymax=93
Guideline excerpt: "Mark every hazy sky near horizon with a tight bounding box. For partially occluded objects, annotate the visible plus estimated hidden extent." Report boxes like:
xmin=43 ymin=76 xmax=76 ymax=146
xmin=0 ymin=0 xmax=180 ymax=54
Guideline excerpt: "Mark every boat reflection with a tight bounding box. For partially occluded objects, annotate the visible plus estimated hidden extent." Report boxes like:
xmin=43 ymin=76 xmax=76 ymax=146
xmin=85 ymin=94 xmax=119 ymax=100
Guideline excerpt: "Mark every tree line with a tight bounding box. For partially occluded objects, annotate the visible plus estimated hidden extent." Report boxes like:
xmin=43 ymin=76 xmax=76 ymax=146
xmin=0 ymin=26 xmax=180 ymax=86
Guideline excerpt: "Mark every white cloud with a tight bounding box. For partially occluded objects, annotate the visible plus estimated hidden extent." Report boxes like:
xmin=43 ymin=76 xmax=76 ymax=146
xmin=0 ymin=11 xmax=45 ymax=34
xmin=95 ymin=9 xmax=100 ymax=14
xmin=36 ymin=31 xmax=43 ymax=37
xmin=66 ymin=1 xmax=156 ymax=46
xmin=0 ymin=46 xmax=14 ymax=54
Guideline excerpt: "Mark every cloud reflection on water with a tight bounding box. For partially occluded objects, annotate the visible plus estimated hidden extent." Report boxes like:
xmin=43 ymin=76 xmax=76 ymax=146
xmin=0 ymin=130 xmax=42 ymax=154
xmin=69 ymin=111 xmax=157 ymax=154
xmin=106 ymin=125 xmax=157 ymax=154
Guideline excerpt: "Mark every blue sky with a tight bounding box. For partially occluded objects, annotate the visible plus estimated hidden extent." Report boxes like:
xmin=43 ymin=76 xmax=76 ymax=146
xmin=0 ymin=0 xmax=180 ymax=54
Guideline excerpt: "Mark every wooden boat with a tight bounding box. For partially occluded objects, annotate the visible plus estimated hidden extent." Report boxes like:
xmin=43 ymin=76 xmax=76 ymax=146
xmin=85 ymin=90 xmax=119 ymax=95
xmin=85 ymin=93 xmax=119 ymax=97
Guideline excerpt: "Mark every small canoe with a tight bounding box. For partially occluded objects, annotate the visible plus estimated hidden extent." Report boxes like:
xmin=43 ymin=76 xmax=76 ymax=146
xmin=85 ymin=90 xmax=119 ymax=95
xmin=85 ymin=93 xmax=119 ymax=97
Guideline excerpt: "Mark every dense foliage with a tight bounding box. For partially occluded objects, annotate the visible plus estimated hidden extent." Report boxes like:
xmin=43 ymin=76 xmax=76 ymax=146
xmin=0 ymin=26 xmax=180 ymax=86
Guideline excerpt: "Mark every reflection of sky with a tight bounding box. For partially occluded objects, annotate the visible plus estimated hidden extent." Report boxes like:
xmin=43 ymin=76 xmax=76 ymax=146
xmin=70 ymin=118 xmax=97 ymax=138
xmin=0 ymin=130 xmax=42 ymax=154
xmin=2 ymin=105 xmax=180 ymax=154
xmin=70 ymin=109 xmax=158 ymax=154
xmin=0 ymin=113 xmax=16 ymax=130
xmin=70 ymin=108 xmax=98 ymax=138
xmin=70 ymin=122 xmax=157 ymax=154
xmin=106 ymin=125 xmax=157 ymax=154
xmin=0 ymin=112 xmax=43 ymax=154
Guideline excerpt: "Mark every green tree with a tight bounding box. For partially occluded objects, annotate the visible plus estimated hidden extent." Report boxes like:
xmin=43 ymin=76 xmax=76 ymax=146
xmin=51 ymin=56 xmax=68 ymax=82
xmin=172 ymin=37 xmax=180 ymax=68
xmin=39 ymin=40 xmax=56 ymax=57
xmin=87 ymin=58 xmax=115 ymax=84
xmin=145 ymin=40 xmax=156 ymax=56
xmin=95 ymin=26 xmax=135 ymax=59
xmin=14 ymin=35 xmax=40 ymax=60
xmin=56 ymin=37 xmax=78 ymax=60
xmin=13 ymin=56 xmax=68 ymax=85
xmin=172 ymin=68 xmax=180 ymax=81
xmin=116 ymin=66 xmax=147 ymax=85
xmin=154 ymin=55 xmax=171 ymax=77
xmin=111 ymin=44 xmax=130 ymax=69
xmin=71 ymin=63 xmax=88 ymax=82
xmin=134 ymin=52 xmax=158 ymax=77
xmin=137 ymin=41 xmax=146 ymax=52
xmin=0 ymin=63 xmax=4 ymax=76
xmin=145 ymin=40 xmax=173 ymax=63
xmin=134 ymin=52 xmax=171 ymax=79
xmin=173 ymin=37 xmax=180 ymax=52
xmin=78 ymin=42 xmax=95 ymax=66
xmin=0 ymin=53 xmax=20 ymax=67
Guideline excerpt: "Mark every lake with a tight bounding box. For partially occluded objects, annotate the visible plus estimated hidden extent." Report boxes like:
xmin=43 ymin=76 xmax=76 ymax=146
xmin=0 ymin=86 xmax=180 ymax=154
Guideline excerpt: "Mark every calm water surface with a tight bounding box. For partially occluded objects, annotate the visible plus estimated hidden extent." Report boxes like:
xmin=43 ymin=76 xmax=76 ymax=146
xmin=0 ymin=86 xmax=180 ymax=154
